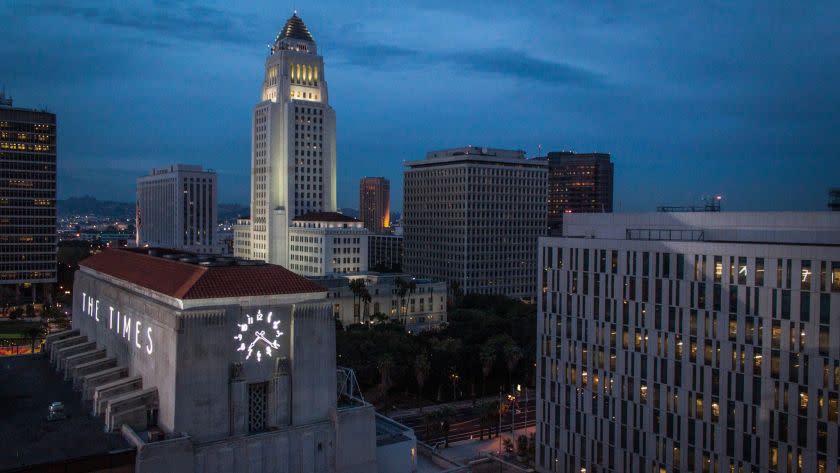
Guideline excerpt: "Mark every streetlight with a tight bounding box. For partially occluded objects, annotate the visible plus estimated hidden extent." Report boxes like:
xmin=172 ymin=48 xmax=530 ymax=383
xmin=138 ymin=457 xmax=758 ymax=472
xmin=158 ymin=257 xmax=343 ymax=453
xmin=449 ymin=371 xmax=460 ymax=400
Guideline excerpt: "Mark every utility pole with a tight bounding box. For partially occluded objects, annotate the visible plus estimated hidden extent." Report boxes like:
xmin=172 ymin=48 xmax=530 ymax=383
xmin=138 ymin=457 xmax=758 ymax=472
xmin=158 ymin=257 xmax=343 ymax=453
xmin=498 ymin=388 xmax=502 ymax=455
xmin=511 ymin=393 xmax=516 ymax=436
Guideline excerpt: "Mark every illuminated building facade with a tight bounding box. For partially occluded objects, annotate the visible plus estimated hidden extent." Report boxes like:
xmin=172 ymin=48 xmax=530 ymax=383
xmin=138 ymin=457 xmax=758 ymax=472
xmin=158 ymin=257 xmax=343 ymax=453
xmin=39 ymin=248 xmax=387 ymax=473
xmin=316 ymin=272 xmax=447 ymax=332
xmin=359 ymin=177 xmax=390 ymax=234
xmin=536 ymin=212 xmax=840 ymax=473
xmin=404 ymin=146 xmax=547 ymax=300
xmin=0 ymin=93 xmax=57 ymax=298
xmin=239 ymin=13 xmax=337 ymax=267
xmin=546 ymin=151 xmax=613 ymax=234
xmin=136 ymin=164 xmax=218 ymax=254
xmin=288 ymin=211 xmax=368 ymax=276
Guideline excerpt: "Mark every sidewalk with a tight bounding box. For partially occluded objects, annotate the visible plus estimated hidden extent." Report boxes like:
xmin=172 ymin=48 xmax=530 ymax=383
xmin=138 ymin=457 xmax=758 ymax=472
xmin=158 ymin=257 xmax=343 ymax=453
xmin=435 ymin=425 xmax=535 ymax=466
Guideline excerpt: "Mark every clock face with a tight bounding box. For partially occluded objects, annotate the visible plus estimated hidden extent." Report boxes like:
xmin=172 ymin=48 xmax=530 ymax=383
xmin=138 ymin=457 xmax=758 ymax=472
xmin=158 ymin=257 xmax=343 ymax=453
xmin=233 ymin=310 xmax=284 ymax=362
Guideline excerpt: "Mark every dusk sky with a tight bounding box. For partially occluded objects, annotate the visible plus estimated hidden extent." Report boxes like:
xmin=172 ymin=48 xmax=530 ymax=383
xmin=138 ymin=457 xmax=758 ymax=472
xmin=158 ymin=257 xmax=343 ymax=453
xmin=3 ymin=1 xmax=839 ymax=212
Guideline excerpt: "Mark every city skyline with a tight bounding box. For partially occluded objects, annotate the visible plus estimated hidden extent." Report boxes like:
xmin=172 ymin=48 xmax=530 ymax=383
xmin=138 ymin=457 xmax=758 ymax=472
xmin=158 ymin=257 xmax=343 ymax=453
xmin=3 ymin=2 xmax=839 ymax=213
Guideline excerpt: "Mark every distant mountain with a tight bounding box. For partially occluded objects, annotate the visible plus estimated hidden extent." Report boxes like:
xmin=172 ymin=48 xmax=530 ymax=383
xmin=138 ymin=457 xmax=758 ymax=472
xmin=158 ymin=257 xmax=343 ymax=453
xmin=59 ymin=196 xmax=249 ymax=221
xmin=218 ymin=203 xmax=250 ymax=222
xmin=58 ymin=196 xmax=134 ymax=218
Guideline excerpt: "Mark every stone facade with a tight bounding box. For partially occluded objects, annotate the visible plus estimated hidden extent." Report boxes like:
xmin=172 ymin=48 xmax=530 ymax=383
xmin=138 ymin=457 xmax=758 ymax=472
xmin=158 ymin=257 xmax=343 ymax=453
xmin=57 ymin=248 xmax=379 ymax=473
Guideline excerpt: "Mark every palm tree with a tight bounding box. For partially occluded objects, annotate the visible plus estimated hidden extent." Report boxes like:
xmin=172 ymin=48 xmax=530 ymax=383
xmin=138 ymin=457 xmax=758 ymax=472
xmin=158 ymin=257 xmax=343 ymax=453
xmin=360 ymin=287 xmax=372 ymax=324
xmin=503 ymin=340 xmax=523 ymax=391
xmin=480 ymin=340 xmax=497 ymax=397
xmin=414 ymin=351 xmax=431 ymax=410
xmin=348 ymin=279 xmax=366 ymax=324
xmin=394 ymin=277 xmax=408 ymax=317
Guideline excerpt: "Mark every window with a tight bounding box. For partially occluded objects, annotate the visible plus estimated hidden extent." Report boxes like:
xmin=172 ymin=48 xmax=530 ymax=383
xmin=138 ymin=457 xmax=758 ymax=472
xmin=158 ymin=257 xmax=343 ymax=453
xmin=801 ymin=261 xmax=812 ymax=290
xmin=756 ymin=258 xmax=764 ymax=286
xmin=832 ymin=262 xmax=840 ymax=292
xmin=248 ymin=382 xmax=268 ymax=433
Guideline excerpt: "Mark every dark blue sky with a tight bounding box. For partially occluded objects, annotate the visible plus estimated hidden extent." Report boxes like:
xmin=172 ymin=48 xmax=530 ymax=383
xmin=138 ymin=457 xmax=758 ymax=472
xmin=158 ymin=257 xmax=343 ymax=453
xmin=3 ymin=1 xmax=839 ymax=212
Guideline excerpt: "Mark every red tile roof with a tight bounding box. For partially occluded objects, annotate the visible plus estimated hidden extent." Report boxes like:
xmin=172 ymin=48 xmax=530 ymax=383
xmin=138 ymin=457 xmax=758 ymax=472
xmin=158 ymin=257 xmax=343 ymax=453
xmin=80 ymin=249 xmax=326 ymax=299
xmin=292 ymin=211 xmax=358 ymax=222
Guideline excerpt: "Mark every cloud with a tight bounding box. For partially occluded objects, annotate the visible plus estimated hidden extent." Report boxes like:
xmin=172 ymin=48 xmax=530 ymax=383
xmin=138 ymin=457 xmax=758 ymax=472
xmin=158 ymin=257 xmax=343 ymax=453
xmin=449 ymin=48 xmax=602 ymax=86
xmin=329 ymin=40 xmax=601 ymax=86
xmin=6 ymin=0 xmax=259 ymax=46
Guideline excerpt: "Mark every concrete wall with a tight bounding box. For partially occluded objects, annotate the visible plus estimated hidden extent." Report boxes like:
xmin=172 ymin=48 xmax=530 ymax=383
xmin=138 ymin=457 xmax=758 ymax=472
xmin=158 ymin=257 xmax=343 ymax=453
xmin=193 ymin=421 xmax=335 ymax=473
xmin=291 ymin=303 xmax=336 ymax=425
xmin=335 ymin=405 xmax=378 ymax=473
xmin=73 ymin=271 xmax=180 ymax=432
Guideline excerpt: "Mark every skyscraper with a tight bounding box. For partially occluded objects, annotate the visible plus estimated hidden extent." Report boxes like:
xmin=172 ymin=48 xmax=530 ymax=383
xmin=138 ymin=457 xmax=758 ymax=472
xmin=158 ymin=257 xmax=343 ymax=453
xmin=404 ymin=146 xmax=547 ymax=300
xmin=536 ymin=212 xmax=840 ymax=473
xmin=240 ymin=13 xmax=337 ymax=266
xmin=546 ymin=151 xmax=613 ymax=233
xmin=135 ymin=164 xmax=218 ymax=253
xmin=0 ymin=93 xmax=56 ymax=301
xmin=359 ymin=177 xmax=390 ymax=233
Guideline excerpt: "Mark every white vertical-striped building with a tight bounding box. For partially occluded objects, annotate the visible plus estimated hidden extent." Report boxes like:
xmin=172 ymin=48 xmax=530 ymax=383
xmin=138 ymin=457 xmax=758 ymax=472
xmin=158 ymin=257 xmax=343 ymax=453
xmin=238 ymin=13 xmax=337 ymax=267
xmin=136 ymin=164 xmax=217 ymax=253
xmin=536 ymin=212 xmax=840 ymax=473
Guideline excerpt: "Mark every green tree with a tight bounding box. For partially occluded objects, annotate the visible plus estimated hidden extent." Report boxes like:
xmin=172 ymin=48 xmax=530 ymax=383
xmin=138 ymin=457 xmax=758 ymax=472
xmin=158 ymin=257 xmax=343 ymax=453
xmin=516 ymin=434 xmax=529 ymax=459
xmin=502 ymin=437 xmax=514 ymax=454
xmin=25 ymin=326 xmax=42 ymax=353
xmin=377 ymin=354 xmax=394 ymax=391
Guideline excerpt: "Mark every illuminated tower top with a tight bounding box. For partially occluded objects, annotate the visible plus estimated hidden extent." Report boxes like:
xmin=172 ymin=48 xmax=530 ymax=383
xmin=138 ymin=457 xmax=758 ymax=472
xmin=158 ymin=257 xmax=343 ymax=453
xmin=271 ymin=12 xmax=317 ymax=55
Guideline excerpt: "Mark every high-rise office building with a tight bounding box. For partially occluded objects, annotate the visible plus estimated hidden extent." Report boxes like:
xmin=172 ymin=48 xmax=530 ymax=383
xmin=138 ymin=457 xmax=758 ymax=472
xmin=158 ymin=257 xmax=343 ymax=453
xmin=239 ymin=13 xmax=337 ymax=266
xmin=535 ymin=212 xmax=840 ymax=473
xmin=0 ymin=93 xmax=57 ymax=299
xmin=404 ymin=146 xmax=547 ymax=300
xmin=135 ymin=164 xmax=218 ymax=254
xmin=546 ymin=151 xmax=613 ymax=233
xmin=359 ymin=177 xmax=390 ymax=233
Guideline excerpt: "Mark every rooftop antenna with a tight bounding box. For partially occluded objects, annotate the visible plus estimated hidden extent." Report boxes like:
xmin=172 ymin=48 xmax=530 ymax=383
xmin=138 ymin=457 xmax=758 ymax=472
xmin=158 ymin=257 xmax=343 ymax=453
xmin=538 ymin=144 xmax=542 ymax=156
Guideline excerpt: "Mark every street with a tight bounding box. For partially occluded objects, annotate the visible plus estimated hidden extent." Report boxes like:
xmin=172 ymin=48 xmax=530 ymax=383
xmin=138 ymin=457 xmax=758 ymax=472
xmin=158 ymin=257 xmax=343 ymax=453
xmin=393 ymin=395 xmax=536 ymax=445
